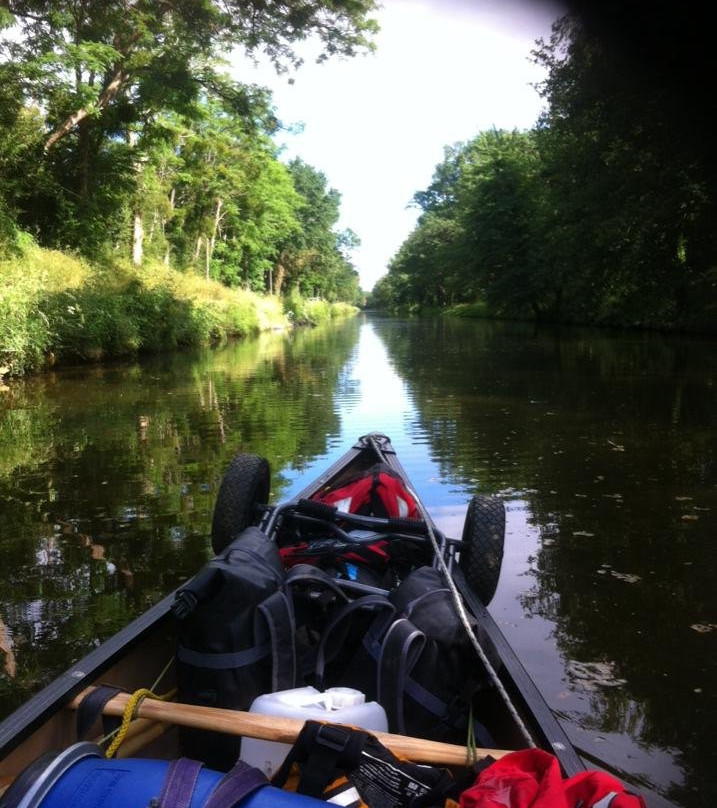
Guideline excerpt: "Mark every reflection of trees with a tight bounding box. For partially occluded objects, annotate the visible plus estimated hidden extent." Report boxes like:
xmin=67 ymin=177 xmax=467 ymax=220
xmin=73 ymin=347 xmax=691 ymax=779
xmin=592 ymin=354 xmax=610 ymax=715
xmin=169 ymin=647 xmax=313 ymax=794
xmin=0 ymin=318 xmax=360 ymax=717
xmin=376 ymin=316 xmax=717 ymax=808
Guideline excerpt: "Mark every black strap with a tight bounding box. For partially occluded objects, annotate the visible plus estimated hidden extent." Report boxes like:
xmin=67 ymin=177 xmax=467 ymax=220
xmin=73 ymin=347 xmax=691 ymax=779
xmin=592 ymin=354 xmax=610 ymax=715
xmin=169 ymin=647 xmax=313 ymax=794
xmin=377 ymin=618 xmax=426 ymax=735
xmin=204 ymin=760 xmax=268 ymax=808
xmin=286 ymin=564 xmax=350 ymax=603
xmin=176 ymin=642 xmax=271 ymax=669
xmin=255 ymin=588 xmax=297 ymax=692
xmin=156 ymin=758 xmax=204 ymax=808
xmin=271 ymin=721 xmax=367 ymax=799
xmin=75 ymin=684 xmax=124 ymax=743
xmin=315 ymin=594 xmax=394 ymax=689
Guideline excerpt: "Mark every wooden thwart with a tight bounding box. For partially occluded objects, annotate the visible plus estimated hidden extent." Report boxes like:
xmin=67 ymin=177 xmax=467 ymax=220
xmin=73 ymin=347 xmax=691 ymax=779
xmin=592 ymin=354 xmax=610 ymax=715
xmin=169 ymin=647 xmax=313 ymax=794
xmin=69 ymin=688 xmax=513 ymax=767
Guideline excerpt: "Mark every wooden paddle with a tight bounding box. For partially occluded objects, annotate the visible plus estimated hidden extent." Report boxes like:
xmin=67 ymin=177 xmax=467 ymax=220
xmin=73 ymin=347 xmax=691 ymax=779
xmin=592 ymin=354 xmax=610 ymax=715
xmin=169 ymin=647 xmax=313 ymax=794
xmin=69 ymin=688 xmax=513 ymax=766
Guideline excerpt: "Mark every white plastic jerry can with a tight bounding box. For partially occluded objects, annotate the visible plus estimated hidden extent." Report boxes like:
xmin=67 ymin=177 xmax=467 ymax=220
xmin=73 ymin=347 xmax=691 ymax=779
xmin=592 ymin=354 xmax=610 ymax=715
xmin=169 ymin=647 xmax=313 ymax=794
xmin=239 ymin=687 xmax=388 ymax=778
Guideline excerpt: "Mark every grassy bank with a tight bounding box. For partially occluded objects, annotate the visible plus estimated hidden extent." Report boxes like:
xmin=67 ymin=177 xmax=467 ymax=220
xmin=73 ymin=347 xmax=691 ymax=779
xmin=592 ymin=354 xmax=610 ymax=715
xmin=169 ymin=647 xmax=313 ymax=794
xmin=0 ymin=244 xmax=356 ymax=377
xmin=442 ymin=302 xmax=491 ymax=319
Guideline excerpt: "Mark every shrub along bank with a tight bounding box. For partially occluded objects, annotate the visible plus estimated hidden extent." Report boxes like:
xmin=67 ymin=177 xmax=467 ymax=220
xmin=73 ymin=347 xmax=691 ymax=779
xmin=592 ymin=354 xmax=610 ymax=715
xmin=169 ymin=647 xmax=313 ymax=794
xmin=0 ymin=244 xmax=356 ymax=377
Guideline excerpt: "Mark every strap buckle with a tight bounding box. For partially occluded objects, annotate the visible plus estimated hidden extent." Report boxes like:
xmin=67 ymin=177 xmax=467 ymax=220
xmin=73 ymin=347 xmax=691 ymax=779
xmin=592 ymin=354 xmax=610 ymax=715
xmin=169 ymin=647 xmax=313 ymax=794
xmin=315 ymin=724 xmax=351 ymax=753
xmin=171 ymin=590 xmax=198 ymax=619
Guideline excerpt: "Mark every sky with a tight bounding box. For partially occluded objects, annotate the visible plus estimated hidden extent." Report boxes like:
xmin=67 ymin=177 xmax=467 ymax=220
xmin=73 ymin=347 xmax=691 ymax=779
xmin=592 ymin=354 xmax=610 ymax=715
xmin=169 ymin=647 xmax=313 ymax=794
xmin=231 ymin=0 xmax=565 ymax=291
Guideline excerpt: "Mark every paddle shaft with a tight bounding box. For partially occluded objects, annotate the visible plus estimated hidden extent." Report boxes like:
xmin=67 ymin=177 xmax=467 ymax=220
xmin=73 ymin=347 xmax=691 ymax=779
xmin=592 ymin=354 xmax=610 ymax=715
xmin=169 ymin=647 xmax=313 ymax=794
xmin=69 ymin=689 xmax=512 ymax=766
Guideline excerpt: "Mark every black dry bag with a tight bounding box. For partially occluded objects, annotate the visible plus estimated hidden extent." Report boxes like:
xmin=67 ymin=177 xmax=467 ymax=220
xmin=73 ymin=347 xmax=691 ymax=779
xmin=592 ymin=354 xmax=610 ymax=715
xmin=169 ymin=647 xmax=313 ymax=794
xmin=173 ymin=527 xmax=296 ymax=770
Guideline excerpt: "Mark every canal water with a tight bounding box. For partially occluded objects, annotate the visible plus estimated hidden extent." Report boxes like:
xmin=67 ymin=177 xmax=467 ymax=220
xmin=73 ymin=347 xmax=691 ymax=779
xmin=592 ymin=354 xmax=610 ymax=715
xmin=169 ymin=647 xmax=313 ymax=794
xmin=0 ymin=315 xmax=715 ymax=806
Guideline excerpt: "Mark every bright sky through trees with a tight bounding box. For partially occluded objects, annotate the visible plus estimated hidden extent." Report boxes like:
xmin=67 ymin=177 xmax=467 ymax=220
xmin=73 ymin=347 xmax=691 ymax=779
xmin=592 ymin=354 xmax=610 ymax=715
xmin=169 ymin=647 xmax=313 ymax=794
xmin=232 ymin=0 xmax=565 ymax=291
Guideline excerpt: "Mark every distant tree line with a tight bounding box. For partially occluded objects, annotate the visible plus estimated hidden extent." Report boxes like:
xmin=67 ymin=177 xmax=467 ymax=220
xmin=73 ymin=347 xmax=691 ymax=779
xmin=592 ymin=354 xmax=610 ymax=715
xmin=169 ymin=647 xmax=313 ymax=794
xmin=371 ymin=15 xmax=717 ymax=331
xmin=0 ymin=0 xmax=378 ymax=304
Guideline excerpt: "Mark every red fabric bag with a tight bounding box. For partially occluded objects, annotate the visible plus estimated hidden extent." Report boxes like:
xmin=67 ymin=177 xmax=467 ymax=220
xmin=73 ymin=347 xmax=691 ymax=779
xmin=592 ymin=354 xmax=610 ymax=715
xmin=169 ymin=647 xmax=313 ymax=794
xmin=459 ymin=749 xmax=647 ymax=808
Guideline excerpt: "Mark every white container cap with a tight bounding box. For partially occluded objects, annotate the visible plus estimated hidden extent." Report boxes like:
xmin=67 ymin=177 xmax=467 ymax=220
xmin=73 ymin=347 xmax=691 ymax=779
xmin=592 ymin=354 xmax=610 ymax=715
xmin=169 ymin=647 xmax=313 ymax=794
xmin=323 ymin=688 xmax=366 ymax=710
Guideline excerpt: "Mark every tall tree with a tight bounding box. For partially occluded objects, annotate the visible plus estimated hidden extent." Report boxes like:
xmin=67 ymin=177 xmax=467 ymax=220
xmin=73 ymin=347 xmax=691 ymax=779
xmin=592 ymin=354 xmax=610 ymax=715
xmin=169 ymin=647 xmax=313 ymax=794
xmin=0 ymin=0 xmax=377 ymax=260
xmin=2 ymin=1 xmax=378 ymax=151
xmin=533 ymin=14 xmax=717 ymax=327
xmin=275 ymin=159 xmax=355 ymax=299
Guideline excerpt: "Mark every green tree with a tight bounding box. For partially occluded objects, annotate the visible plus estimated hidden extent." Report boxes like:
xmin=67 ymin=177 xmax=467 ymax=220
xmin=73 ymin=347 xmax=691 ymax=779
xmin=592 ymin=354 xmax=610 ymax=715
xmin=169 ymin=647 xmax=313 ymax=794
xmin=379 ymin=131 xmax=546 ymax=314
xmin=379 ymin=11 xmax=717 ymax=331
xmin=1 ymin=0 xmax=378 ymax=260
xmin=533 ymin=15 xmax=717 ymax=328
xmin=275 ymin=159 xmax=360 ymax=302
xmin=159 ymin=99 xmax=299 ymax=288
xmin=3 ymin=0 xmax=378 ymax=152
xmin=457 ymin=130 xmax=547 ymax=317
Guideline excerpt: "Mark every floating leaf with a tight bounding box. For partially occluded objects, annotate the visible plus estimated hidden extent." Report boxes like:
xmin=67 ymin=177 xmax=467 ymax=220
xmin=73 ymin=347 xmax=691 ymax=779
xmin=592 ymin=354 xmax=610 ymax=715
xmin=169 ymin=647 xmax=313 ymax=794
xmin=690 ymin=623 xmax=717 ymax=633
xmin=610 ymin=571 xmax=641 ymax=583
xmin=566 ymin=660 xmax=627 ymax=689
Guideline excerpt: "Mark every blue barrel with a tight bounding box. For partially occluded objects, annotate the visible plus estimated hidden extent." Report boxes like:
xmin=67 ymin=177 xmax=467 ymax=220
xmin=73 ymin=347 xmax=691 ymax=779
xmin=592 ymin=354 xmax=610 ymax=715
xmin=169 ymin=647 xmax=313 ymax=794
xmin=4 ymin=744 xmax=327 ymax=808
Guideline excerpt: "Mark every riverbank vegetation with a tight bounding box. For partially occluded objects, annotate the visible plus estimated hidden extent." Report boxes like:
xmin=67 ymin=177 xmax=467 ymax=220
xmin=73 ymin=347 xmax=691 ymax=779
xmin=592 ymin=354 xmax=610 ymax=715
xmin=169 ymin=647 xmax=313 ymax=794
xmin=371 ymin=15 xmax=717 ymax=333
xmin=0 ymin=1 xmax=376 ymax=374
xmin=0 ymin=243 xmax=356 ymax=376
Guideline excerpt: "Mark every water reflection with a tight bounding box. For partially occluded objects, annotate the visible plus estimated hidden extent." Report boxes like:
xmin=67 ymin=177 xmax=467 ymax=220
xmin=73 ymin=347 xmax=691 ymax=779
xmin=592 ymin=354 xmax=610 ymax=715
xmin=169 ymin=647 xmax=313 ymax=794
xmin=0 ymin=319 xmax=361 ymax=715
xmin=373 ymin=316 xmax=716 ymax=808
xmin=1 ymin=315 xmax=715 ymax=806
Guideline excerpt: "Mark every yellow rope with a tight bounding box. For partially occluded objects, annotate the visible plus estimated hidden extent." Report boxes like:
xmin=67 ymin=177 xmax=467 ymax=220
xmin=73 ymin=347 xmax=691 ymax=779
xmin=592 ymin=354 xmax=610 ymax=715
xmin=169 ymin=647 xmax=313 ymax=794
xmin=104 ymin=686 xmax=176 ymax=759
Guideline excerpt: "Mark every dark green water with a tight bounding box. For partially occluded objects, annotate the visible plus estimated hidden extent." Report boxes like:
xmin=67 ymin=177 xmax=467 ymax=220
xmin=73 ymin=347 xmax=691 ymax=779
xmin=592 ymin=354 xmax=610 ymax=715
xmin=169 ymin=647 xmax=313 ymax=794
xmin=1 ymin=315 xmax=715 ymax=807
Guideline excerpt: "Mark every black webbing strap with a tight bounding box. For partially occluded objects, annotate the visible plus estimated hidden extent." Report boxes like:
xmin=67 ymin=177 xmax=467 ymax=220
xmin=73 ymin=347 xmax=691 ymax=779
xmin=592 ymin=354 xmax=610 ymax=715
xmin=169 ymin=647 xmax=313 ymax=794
xmin=286 ymin=564 xmax=350 ymax=604
xmin=255 ymin=588 xmax=297 ymax=692
xmin=314 ymin=594 xmax=394 ymax=690
xmin=377 ymin=618 xmax=426 ymax=736
xmin=271 ymin=721 xmax=367 ymax=799
xmin=175 ymin=642 xmax=271 ymax=669
xmin=75 ymin=684 xmax=125 ymax=744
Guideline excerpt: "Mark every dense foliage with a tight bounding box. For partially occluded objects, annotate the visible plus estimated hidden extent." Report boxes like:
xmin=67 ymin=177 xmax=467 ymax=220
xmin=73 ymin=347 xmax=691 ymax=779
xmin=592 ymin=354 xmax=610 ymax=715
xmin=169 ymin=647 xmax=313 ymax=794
xmin=0 ymin=0 xmax=371 ymax=304
xmin=371 ymin=15 xmax=717 ymax=332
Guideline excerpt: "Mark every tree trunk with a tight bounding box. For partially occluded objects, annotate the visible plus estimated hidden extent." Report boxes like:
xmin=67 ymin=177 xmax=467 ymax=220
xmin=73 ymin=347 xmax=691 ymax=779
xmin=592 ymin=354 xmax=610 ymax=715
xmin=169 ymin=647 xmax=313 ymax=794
xmin=274 ymin=262 xmax=286 ymax=296
xmin=77 ymin=121 xmax=91 ymax=199
xmin=206 ymin=197 xmax=223 ymax=278
xmin=163 ymin=188 xmax=175 ymax=265
xmin=132 ymin=212 xmax=144 ymax=266
xmin=127 ymin=129 xmax=143 ymax=266
xmin=44 ymin=68 xmax=129 ymax=151
xmin=148 ymin=210 xmax=158 ymax=243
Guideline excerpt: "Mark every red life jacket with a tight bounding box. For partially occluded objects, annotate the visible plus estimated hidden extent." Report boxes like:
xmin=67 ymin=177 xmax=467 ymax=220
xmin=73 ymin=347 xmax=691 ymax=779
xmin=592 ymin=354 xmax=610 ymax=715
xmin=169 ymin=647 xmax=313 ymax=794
xmin=316 ymin=462 xmax=419 ymax=520
xmin=459 ymin=749 xmax=647 ymax=808
xmin=279 ymin=464 xmax=419 ymax=571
